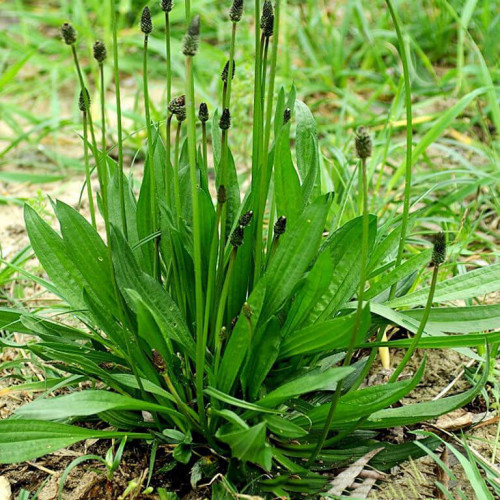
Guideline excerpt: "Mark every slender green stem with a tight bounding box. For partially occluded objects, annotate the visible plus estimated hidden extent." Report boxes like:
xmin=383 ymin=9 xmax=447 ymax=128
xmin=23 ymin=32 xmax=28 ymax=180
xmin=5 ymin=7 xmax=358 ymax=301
xmin=143 ymin=34 xmax=159 ymax=279
xmin=166 ymin=113 xmax=173 ymax=201
xmin=386 ymin=0 xmax=412 ymax=300
xmin=252 ymin=34 xmax=266 ymax=284
xmin=251 ymin=0 xmax=263 ymax=282
xmin=99 ymin=63 xmax=106 ymax=157
xmin=217 ymin=129 xmax=229 ymax=274
xmin=389 ymin=264 xmax=439 ymax=383
xmin=185 ymin=0 xmax=190 ymax=24
xmin=82 ymin=112 xmax=97 ymax=228
xmin=110 ymin=0 xmax=127 ymax=237
xmin=259 ymin=36 xmax=270 ymax=165
xmin=201 ymin=121 xmax=208 ymax=189
xmin=165 ymin=12 xmax=172 ymax=106
xmin=71 ymin=45 xmax=109 ymax=235
xmin=185 ymin=55 xmax=206 ymax=429
xmin=204 ymin=206 xmax=221 ymax=349
xmin=226 ymin=23 xmax=237 ymax=109
xmin=262 ymin=0 xmax=280 ymax=169
xmin=308 ymin=157 xmax=370 ymax=466
xmin=255 ymin=0 xmax=280 ymax=282
xmin=260 ymin=37 xmax=270 ymax=117
xmin=173 ymin=120 xmax=183 ymax=225
xmin=222 ymin=83 xmax=228 ymax=110
xmin=71 ymin=47 xmax=100 ymax=185
xmin=164 ymin=12 xmax=172 ymax=202
xmin=214 ymin=248 xmax=237 ymax=375
xmin=163 ymin=374 xmax=202 ymax=432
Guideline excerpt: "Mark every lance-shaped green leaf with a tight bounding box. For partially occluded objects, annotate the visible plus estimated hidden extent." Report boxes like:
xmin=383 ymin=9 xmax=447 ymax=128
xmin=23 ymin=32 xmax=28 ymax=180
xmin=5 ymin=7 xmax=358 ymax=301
xmin=359 ymin=356 xmax=489 ymax=429
xmin=264 ymin=415 xmax=308 ymax=439
xmin=302 ymin=359 xmax=426 ymax=430
xmin=309 ymin=215 xmax=377 ymax=323
xmin=386 ymin=263 xmax=500 ymax=308
xmin=14 ymin=390 xmax=182 ymax=421
xmin=274 ymin=122 xmax=302 ymax=227
xmin=0 ymin=419 xmax=149 ymax=464
xmin=205 ymin=387 xmax=279 ymax=414
xmin=0 ymin=307 xmax=88 ymax=341
xmin=279 ymin=312 xmax=357 ymax=359
xmin=217 ymin=284 xmax=266 ymax=394
xmin=24 ymin=205 xmax=86 ymax=309
xmin=243 ymin=317 xmax=281 ymax=400
xmin=295 ymin=100 xmax=320 ymax=204
xmin=257 ymin=366 xmax=354 ymax=408
xmin=281 ymin=250 xmax=333 ymax=335
xmin=110 ymin=226 xmax=196 ymax=360
xmin=365 ymin=249 xmax=431 ymax=301
xmin=54 ymin=201 xmax=117 ymax=314
xmin=404 ymin=304 xmax=500 ymax=334
xmin=259 ymin=193 xmax=334 ymax=322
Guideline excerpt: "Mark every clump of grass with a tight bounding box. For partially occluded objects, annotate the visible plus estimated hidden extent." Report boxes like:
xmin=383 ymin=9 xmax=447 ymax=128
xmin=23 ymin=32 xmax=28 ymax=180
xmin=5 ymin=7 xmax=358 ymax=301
xmin=0 ymin=1 xmax=497 ymax=498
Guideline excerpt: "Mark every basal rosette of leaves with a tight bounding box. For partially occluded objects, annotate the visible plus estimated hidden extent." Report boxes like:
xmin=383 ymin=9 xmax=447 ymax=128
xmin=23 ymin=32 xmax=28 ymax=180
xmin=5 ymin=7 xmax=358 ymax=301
xmin=0 ymin=0 xmax=499 ymax=497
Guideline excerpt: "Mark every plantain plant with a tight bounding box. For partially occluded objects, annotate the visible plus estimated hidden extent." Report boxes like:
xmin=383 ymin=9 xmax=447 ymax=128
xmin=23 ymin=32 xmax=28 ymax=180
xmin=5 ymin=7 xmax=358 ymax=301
xmin=1 ymin=1 xmax=499 ymax=497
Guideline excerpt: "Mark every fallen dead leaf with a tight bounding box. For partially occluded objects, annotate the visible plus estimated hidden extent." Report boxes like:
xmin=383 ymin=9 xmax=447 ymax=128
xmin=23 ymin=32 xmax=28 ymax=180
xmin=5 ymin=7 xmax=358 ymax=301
xmin=0 ymin=476 xmax=11 ymax=500
xmin=327 ymin=447 xmax=384 ymax=497
xmin=436 ymin=409 xmax=473 ymax=431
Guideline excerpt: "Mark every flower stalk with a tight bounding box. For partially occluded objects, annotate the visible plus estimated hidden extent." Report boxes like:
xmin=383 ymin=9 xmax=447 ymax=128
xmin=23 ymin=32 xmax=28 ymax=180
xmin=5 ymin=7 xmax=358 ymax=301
xmin=389 ymin=233 xmax=446 ymax=382
xmin=183 ymin=14 xmax=206 ymax=430
xmin=110 ymin=2 xmax=127 ymax=237
xmin=254 ymin=0 xmax=279 ymax=282
xmin=79 ymin=89 xmax=97 ymax=229
xmin=308 ymin=127 xmax=372 ymax=465
xmin=386 ymin=0 xmax=413 ymax=300
xmin=141 ymin=7 xmax=159 ymax=279
xmin=65 ymin=26 xmax=109 ymax=233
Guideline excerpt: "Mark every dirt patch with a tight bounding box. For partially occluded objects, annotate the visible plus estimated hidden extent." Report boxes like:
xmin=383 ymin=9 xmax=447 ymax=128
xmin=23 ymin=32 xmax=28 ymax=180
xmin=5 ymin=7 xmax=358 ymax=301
xmin=2 ymin=440 xmax=152 ymax=499
xmin=367 ymin=347 xmax=499 ymax=499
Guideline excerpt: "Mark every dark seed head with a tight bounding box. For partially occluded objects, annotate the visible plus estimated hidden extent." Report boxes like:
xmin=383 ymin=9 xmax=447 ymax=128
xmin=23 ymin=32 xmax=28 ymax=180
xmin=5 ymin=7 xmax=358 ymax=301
xmin=219 ymin=326 xmax=228 ymax=341
xmin=78 ymin=88 xmax=91 ymax=112
xmin=263 ymin=14 xmax=274 ymax=38
xmin=152 ymin=349 xmax=166 ymax=372
xmin=355 ymin=126 xmax=372 ymax=160
xmin=161 ymin=0 xmax=173 ymax=12
xmin=283 ymin=107 xmax=291 ymax=125
xmin=61 ymin=23 xmax=77 ymax=45
xmin=238 ymin=210 xmax=253 ymax=227
xmin=175 ymin=107 xmax=186 ymax=122
xmin=431 ymin=232 xmax=446 ymax=266
xmin=198 ymin=102 xmax=209 ymax=122
xmin=261 ymin=0 xmax=274 ymax=38
xmin=141 ymin=6 xmax=153 ymax=34
xmin=242 ymin=302 xmax=253 ymax=319
xmin=219 ymin=108 xmax=231 ymax=130
xmin=230 ymin=226 xmax=244 ymax=247
xmin=217 ymin=185 xmax=227 ymax=204
xmin=182 ymin=15 xmax=201 ymax=56
xmin=274 ymin=215 xmax=287 ymax=237
xmin=93 ymin=40 xmax=107 ymax=63
xmin=168 ymin=95 xmax=186 ymax=115
xmin=221 ymin=60 xmax=236 ymax=83
xmin=229 ymin=0 xmax=244 ymax=22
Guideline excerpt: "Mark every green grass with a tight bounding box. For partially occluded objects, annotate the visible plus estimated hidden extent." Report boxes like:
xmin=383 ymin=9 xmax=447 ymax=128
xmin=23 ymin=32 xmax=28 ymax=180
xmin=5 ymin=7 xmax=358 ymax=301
xmin=0 ymin=0 xmax=499 ymax=498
